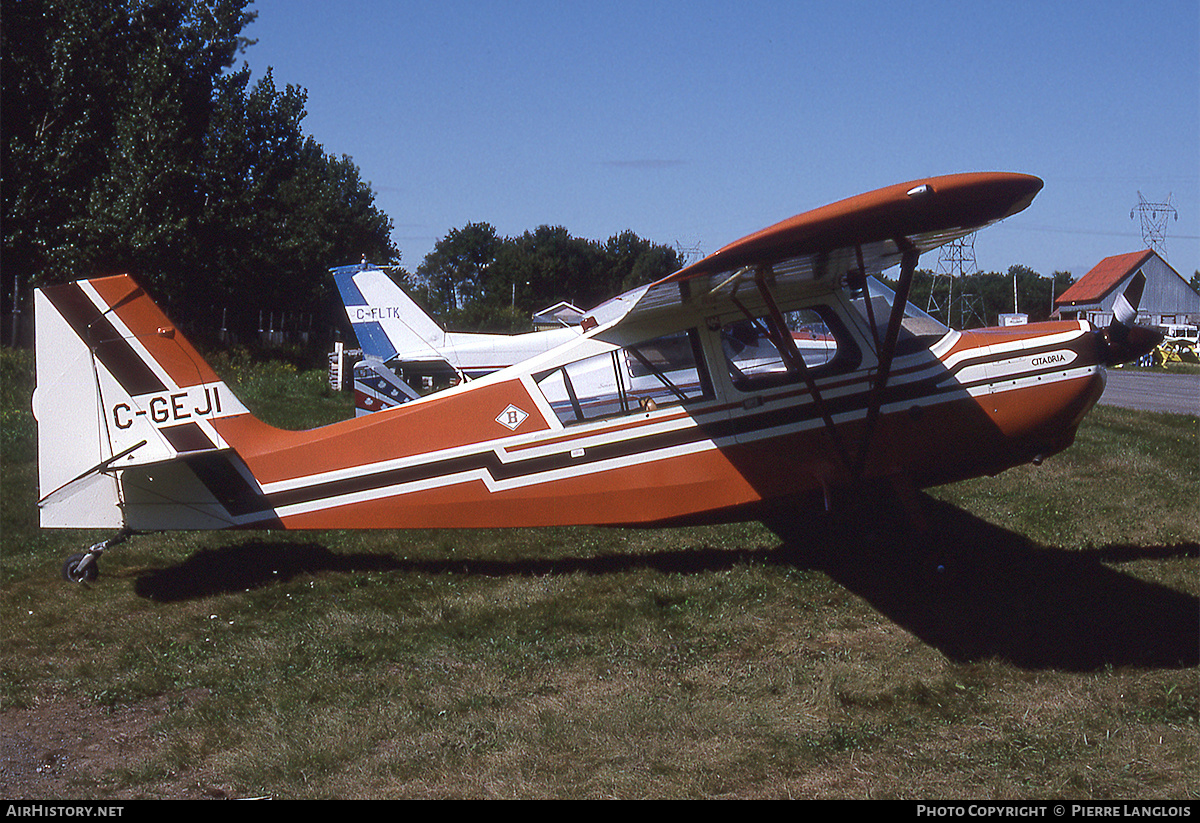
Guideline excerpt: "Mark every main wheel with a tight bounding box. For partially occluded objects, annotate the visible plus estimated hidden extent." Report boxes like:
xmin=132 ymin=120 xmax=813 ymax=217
xmin=62 ymin=553 xmax=99 ymax=583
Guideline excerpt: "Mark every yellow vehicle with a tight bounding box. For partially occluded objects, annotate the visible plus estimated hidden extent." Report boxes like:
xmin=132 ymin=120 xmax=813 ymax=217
xmin=1152 ymin=324 xmax=1199 ymax=367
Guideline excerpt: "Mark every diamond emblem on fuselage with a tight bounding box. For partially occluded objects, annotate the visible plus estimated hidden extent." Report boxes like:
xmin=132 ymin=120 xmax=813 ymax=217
xmin=496 ymin=404 xmax=528 ymax=430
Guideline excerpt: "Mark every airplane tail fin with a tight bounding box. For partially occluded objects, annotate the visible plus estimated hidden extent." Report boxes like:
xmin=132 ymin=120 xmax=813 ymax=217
xmin=33 ymin=275 xmax=274 ymax=530
xmin=331 ymin=265 xmax=446 ymax=361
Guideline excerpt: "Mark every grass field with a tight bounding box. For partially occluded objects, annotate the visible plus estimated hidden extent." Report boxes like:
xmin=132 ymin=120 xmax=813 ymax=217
xmin=1 ymin=347 xmax=1196 ymax=799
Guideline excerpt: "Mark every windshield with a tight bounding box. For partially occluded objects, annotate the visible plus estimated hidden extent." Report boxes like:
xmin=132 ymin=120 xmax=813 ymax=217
xmin=848 ymin=277 xmax=949 ymax=339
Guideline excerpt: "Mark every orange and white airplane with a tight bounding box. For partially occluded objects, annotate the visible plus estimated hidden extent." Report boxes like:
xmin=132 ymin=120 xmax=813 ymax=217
xmin=33 ymin=172 xmax=1160 ymax=582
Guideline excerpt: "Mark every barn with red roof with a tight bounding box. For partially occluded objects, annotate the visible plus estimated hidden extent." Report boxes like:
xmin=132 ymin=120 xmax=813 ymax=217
xmin=1054 ymin=250 xmax=1200 ymax=328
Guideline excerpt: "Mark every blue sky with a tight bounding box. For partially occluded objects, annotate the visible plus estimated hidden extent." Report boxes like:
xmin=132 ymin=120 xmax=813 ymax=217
xmin=238 ymin=0 xmax=1199 ymax=282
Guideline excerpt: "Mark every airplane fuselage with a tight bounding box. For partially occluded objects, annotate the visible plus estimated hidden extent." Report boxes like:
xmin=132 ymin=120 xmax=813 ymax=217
xmin=40 ymin=174 xmax=1144 ymax=542
xmin=191 ymin=285 xmax=1107 ymax=531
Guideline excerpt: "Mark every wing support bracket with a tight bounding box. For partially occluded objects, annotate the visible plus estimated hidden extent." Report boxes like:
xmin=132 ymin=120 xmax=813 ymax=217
xmin=751 ymin=265 xmax=854 ymax=475
xmin=852 ymin=241 xmax=920 ymax=480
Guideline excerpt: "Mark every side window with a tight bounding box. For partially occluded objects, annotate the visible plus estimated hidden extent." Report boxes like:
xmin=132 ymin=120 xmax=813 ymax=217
xmin=721 ymin=308 xmax=843 ymax=392
xmin=535 ymin=329 xmax=712 ymax=426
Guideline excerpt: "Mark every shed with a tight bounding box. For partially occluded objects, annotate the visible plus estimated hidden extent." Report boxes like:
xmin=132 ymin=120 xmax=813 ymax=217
xmin=1054 ymin=250 xmax=1200 ymax=327
xmin=532 ymin=301 xmax=584 ymax=330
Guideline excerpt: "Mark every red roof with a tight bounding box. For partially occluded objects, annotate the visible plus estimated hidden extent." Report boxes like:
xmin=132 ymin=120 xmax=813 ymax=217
xmin=1056 ymin=250 xmax=1154 ymax=305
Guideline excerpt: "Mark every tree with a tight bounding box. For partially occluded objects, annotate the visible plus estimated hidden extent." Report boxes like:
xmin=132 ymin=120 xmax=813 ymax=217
xmin=503 ymin=225 xmax=604 ymax=310
xmin=604 ymin=229 xmax=683 ymax=292
xmin=416 ymin=222 xmax=500 ymax=315
xmin=3 ymin=0 xmax=399 ymax=347
xmin=192 ymin=67 xmax=397 ymax=335
xmin=2 ymin=0 xmax=256 ymax=292
xmin=892 ymin=266 xmax=1073 ymax=329
xmin=413 ymin=223 xmax=682 ymax=332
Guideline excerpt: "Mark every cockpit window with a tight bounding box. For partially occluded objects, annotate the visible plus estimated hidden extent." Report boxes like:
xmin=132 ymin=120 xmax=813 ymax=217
xmin=535 ymin=328 xmax=712 ymax=426
xmin=721 ymin=307 xmax=850 ymax=392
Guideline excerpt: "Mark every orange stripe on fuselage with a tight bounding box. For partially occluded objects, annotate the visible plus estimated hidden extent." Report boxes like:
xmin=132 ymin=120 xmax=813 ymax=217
xmin=212 ymin=379 xmax=551 ymax=486
xmin=89 ymin=274 xmax=222 ymax=389
xmin=274 ymin=444 xmax=761 ymax=529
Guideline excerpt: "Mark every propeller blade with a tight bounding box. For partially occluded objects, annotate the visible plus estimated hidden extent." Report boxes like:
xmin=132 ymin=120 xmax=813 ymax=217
xmin=1109 ymin=272 xmax=1145 ymax=337
xmin=1102 ymin=272 xmax=1161 ymax=365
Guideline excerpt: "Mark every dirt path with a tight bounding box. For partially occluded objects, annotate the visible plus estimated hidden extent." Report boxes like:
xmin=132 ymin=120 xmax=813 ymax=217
xmin=0 ymin=690 xmax=235 ymax=800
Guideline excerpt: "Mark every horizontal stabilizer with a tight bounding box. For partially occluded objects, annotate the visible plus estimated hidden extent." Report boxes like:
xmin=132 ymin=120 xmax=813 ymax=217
xmin=353 ymin=358 xmax=422 ymax=416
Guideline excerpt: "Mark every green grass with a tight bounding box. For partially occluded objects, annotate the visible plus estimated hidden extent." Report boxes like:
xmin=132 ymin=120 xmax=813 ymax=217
xmin=932 ymin=404 xmax=1198 ymax=548
xmin=1 ymin=348 xmax=1196 ymax=799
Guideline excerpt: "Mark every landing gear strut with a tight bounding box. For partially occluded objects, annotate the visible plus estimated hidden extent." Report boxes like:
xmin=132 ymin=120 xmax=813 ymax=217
xmin=61 ymin=528 xmax=132 ymax=583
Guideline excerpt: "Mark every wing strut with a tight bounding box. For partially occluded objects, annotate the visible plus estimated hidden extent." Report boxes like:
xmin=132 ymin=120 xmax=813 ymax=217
xmin=751 ymin=266 xmax=854 ymax=474
xmin=849 ymin=245 xmax=881 ymax=349
xmin=852 ymin=242 xmax=920 ymax=480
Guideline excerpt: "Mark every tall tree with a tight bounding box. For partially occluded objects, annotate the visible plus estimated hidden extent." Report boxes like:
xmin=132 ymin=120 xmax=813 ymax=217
xmin=189 ymin=66 xmax=398 ymax=335
xmin=604 ymin=229 xmax=682 ymax=291
xmin=503 ymin=225 xmax=604 ymax=311
xmin=191 ymin=66 xmax=307 ymax=316
xmin=3 ymin=0 xmax=398 ymax=345
xmin=414 ymin=223 xmax=681 ymax=331
xmin=2 ymin=0 xmax=256 ymax=292
xmin=416 ymin=222 xmax=500 ymax=315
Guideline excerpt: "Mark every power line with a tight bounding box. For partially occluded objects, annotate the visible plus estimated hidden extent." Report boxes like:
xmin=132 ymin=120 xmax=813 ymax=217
xmin=928 ymin=233 xmax=984 ymax=328
xmin=1130 ymin=191 xmax=1178 ymax=258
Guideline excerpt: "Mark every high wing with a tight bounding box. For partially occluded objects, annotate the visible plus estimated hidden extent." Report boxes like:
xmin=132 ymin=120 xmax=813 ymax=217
xmin=583 ymin=172 xmax=1044 ymax=483
xmin=600 ymin=172 xmax=1043 ymax=329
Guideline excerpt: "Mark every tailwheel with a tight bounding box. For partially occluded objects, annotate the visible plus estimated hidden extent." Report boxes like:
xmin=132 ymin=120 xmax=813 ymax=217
xmin=62 ymin=552 xmax=99 ymax=583
xmin=61 ymin=528 xmax=132 ymax=584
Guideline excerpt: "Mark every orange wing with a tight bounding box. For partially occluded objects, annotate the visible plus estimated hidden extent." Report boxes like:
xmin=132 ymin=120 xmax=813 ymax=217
xmin=609 ymin=172 xmax=1043 ymax=327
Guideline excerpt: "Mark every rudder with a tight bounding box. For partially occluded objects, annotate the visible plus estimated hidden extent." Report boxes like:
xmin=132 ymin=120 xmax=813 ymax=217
xmin=332 ymin=265 xmax=446 ymax=361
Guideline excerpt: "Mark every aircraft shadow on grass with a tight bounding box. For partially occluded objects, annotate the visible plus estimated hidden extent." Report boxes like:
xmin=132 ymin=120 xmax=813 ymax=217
xmin=132 ymin=493 xmax=1198 ymax=673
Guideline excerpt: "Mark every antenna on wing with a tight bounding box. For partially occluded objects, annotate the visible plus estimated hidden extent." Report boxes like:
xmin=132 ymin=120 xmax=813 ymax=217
xmin=1130 ymin=192 xmax=1177 ymax=259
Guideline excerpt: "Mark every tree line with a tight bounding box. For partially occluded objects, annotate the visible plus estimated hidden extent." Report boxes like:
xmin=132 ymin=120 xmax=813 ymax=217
xmin=893 ymin=265 xmax=1076 ymax=328
xmin=404 ymin=231 xmax=1077 ymax=332
xmin=405 ymin=222 xmax=683 ymax=333
xmin=1 ymin=0 xmax=684 ymax=351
